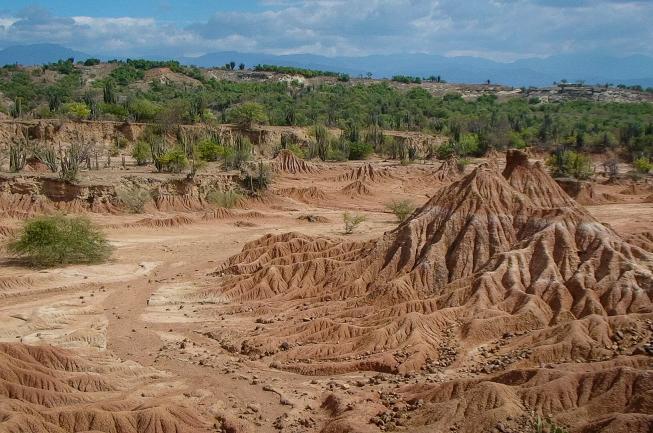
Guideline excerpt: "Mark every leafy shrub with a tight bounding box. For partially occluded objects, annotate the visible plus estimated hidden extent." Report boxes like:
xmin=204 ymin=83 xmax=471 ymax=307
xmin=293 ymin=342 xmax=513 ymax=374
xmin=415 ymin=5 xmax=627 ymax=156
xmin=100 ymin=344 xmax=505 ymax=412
xmin=348 ymin=142 xmax=373 ymax=160
xmin=253 ymin=64 xmax=343 ymax=78
xmin=343 ymin=212 xmax=366 ymax=234
xmin=99 ymin=103 xmax=128 ymax=119
xmin=83 ymin=58 xmax=101 ymax=67
xmin=110 ymin=64 xmax=144 ymax=85
xmin=131 ymin=140 xmax=150 ymax=165
xmin=392 ymin=75 xmax=422 ymax=84
xmin=633 ymin=156 xmax=652 ymax=174
xmin=158 ymin=148 xmax=189 ymax=173
xmin=435 ymin=142 xmax=456 ymax=159
xmin=206 ymin=189 xmax=243 ymax=208
xmin=386 ymin=199 xmax=416 ymax=222
xmin=196 ymin=138 xmax=222 ymax=162
xmin=458 ymin=133 xmax=480 ymax=156
xmin=116 ymin=185 xmax=151 ymax=213
xmin=44 ymin=59 xmax=77 ymax=75
xmin=63 ymin=102 xmax=91 ymax=120
xmin=8 ymin=215 xmax=112 ymax=267
xmin=546 ymin=150 xmax=593 ymax=180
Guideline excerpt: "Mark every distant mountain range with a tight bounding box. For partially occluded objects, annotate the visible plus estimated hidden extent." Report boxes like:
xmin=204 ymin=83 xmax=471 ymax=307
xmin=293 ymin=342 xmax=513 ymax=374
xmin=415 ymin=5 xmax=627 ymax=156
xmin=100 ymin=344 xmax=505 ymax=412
xmin=1 ymin=43 xmax=652 ymax=88
xmin=0 ymin=44 xmax=92 ymax=67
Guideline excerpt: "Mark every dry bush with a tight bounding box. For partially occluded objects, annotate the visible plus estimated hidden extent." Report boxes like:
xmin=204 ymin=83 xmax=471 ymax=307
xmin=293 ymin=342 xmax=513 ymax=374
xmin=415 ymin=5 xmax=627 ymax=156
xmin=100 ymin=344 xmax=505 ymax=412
xmin=386 ymin=199 xmax=416 ymax=222
xmin=206 ymin=189 xmax=243 ymax=209
xmin=116 ymin=185 xmax=151 ymax=213
xmin=343 ymin=211 xmax=366 ymax=234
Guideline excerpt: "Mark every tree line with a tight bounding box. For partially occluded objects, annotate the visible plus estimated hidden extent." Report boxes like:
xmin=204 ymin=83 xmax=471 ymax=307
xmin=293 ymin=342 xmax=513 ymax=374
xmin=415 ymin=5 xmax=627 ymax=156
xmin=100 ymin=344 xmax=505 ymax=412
xmin=1 ymin=61 xmax=652 ymax=163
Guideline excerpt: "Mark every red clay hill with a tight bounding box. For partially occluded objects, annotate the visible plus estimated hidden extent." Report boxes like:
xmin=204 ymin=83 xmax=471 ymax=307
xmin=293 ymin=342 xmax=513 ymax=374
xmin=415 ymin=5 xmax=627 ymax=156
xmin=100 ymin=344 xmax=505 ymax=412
xmin=206 ymin=150 xmax=653 ymax=432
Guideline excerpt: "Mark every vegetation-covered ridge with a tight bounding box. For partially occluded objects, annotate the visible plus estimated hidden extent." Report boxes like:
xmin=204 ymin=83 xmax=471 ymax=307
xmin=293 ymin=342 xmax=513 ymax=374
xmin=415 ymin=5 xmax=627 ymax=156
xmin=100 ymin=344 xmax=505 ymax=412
xmin=0 ymin=59 xmax=652 ymax=163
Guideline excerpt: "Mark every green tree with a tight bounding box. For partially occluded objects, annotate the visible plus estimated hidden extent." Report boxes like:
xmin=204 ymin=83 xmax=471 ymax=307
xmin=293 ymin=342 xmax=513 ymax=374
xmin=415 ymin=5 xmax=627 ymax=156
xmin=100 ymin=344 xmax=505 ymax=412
xmin=546 ymin=150 xmax=593 ymax=180
xmin=227 ymin=102 xmax=268 ymax=129
xmin=129 ymin=98 xmax=160 ymax=122
xmin=83 ymin=58 xmax=101 ymax=66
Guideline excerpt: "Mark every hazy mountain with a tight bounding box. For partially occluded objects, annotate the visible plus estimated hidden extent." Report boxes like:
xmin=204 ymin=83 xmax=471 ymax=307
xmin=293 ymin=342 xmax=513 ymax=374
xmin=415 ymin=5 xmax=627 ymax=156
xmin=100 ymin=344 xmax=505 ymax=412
xmin=1 ymin=44 xmax=651 ymax=88
xmin=182 ymin=51 xmax=653 ymax=87
xmin=0 ymin=44 xmax=92 ymax=66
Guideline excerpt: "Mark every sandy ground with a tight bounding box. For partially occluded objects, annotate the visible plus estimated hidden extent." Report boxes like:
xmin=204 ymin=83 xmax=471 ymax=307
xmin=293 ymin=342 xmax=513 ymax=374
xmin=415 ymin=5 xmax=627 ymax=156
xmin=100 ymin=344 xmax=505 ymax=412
xmin=1 ymin=157 xmax=652 ymax=433
xmin=0 ymin=159 xmax=433 ymax=432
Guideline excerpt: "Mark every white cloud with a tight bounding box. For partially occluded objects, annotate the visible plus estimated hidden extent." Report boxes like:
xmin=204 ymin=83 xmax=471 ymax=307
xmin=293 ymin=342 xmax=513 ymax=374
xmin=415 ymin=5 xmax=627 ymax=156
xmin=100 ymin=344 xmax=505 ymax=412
xmin=0 ymin=1 xmax=651 ymax=60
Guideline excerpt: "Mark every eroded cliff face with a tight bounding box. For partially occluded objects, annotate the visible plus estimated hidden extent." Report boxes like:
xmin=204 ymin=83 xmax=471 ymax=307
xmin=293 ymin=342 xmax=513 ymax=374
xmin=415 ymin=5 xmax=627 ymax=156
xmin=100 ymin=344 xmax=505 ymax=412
xmin=0 ymin=173 xmax=238 ymax=217
xmin=0 ymin=119 xmax=443 ymax=158
xmin=0 ymin=120 xmax=308 ymax=154
xmin=0 ymin=120 xmax=147 ymax=149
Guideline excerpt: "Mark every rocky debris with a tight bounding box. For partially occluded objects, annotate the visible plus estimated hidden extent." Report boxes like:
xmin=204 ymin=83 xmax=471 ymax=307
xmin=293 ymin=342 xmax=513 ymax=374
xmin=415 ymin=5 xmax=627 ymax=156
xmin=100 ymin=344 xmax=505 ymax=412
xmin=297 ymin=214 xmax=330 ymax=223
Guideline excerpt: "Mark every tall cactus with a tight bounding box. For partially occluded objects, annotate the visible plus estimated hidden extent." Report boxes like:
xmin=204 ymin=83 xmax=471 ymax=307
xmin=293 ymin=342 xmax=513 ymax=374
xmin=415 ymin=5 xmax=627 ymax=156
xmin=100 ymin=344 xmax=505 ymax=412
xmin=149 ymin=140 xmax=165 ymax=172
xmin=33 ymin=145 xmax=58 ymax=172
xmin=11 ymin=97 xmax=22 ymax=118
xmin=312 ymin=124 xmax=328 ymax=161
xmin=9 ymin=139 xmax=27 ymax=172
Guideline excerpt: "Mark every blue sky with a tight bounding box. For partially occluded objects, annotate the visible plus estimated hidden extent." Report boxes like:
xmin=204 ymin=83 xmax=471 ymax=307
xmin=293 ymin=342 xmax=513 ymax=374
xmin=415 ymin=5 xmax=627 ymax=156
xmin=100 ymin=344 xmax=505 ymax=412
xmin=0 ymin=1 xmax=651 ymax=61
xmin=2 ymin=1 xmax=266 ymax=22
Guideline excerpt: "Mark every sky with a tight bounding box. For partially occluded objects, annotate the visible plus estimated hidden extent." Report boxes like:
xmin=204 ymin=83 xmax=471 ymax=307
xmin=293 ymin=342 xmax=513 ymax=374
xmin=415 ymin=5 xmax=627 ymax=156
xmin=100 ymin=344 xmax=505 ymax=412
xmin=0 ymin=0 xmax=651 ymax=61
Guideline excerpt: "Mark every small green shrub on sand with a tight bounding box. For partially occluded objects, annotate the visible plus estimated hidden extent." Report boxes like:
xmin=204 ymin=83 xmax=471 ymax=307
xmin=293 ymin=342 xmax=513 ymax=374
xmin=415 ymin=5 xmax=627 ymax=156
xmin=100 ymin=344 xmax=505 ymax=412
xmin=386 ymin=199 xmax=416 ymax=222
xmin=343 ymin=211 xmax=366 ymax=234
xmin=9 ymin=215 xmax=112 ymax=267
xmin=206 ymin=189 xmax=243 ymax=208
